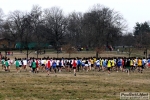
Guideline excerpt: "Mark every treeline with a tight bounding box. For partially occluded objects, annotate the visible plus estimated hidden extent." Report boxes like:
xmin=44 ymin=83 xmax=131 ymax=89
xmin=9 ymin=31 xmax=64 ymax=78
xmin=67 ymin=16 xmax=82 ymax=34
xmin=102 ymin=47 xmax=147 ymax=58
xmin=0 ymin=4 xmax=150 ymax=57
xmin=0 ymin=4 xmax=126 ymax=49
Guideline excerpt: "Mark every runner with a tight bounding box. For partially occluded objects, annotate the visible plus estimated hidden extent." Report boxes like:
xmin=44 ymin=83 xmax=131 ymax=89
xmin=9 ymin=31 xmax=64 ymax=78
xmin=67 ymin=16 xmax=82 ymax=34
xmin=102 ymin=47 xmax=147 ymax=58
xmin=19 ymin=58 xmax=23 ymax=72
xmin=72 ymin=58 xmax=77 ymax=76
xmin=147 ymin=58 xmax=150 ymax=68
xmin=96 ymin=59 xmax=100 ymax=72
xmin=35 ymin=58 xmax=39 ymax=73
xmin=28 ymin=58 xmax=33 ymax=72
xmin=130 ymin=58 xmax=134 ymax=72
xmin=41 ymin=58 xmax=46 ymax=72
xmin=137 ymin=58 xmax=143 ymax=73
xmin=31 ymin=59 xmax=36 ymax=73
xmin=81 ymin=58 xmax=85 ymax=71
xmin=5 ymin=58 xmax=10 ymax=72
xmin=88 ymin=58 xmax=91 ymax=71
xmin=107 ymin=58 xmax=112 ymax=75
xmin=125 ymin=58 xmax=130 ymax=75
xmin=116 ymin=58 xmax=122 ymax=72
xmin=85 ymin=58 xmax=89 ymax=72
xmin=90 ymin=58 xmax=94 ymax=71
xmin=14 ymin=58 xmax=20 ymax=73
xmin=46 ymin=58 xmax=51 ymax=75
xmin=77 ymin=58 xmax=81 ymax=72
xmin=100 ymin=58 xmax=103 ymax=71
xmin=111 ymin=58 xmax=115 ymax=71
xmin=23 ymin=58 xmax=27 ymax=71
xmin=52 ymin=59 xmax=57 ymax=73
xmin=102 ymin=58 xmax=107 ymax=71
xmin=69 ymin=58 xmax=72 ymax=72
xmin=58 ymin=59 xmax=62 ymax=72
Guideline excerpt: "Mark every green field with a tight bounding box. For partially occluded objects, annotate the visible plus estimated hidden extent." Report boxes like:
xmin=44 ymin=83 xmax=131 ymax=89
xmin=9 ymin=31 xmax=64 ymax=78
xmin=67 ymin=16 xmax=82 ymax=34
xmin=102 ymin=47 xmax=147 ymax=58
xmin=1 ymin=48 xmax=149 ymax=59
xmin=0 ymin=50 xmax=150 ymax=100
xmin=0 ymin=66 xmax=150 ymax=100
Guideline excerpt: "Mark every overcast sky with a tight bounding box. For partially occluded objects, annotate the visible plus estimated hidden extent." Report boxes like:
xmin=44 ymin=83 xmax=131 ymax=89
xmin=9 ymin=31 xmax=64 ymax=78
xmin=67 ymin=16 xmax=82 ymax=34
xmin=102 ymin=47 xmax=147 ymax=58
xmin=0 ymin=0 xmax=150 ymax=32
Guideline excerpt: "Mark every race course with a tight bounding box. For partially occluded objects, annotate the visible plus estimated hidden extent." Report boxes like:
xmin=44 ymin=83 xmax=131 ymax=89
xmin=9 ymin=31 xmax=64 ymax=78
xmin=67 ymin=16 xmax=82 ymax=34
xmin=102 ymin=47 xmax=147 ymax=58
xmin=0 ymin=65 xmax=150 ymax=100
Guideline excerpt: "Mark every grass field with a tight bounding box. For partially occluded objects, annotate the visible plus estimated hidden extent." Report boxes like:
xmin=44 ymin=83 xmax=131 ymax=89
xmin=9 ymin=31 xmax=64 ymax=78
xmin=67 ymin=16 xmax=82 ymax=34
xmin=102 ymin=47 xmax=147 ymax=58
xmin=0 ymin=50 xmax=149 ymax=100
xmin=0 ymin=65 xmax=150 ymax=100
xmin=1 ymin=50 xmax=144 ymax=59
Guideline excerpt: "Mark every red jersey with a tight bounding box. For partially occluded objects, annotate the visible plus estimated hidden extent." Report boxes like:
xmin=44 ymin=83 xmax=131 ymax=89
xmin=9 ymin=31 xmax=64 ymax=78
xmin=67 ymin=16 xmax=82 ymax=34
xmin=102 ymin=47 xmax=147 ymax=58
xmin=36 ymin=60 xmax=39 ymax=68
xmin=122 ymin=59 xmax=124 ymax=66
xmin=73 ymin=60 xmax=77 ymax=67
xmin=47 ymin=60 xmax=51 ymax=68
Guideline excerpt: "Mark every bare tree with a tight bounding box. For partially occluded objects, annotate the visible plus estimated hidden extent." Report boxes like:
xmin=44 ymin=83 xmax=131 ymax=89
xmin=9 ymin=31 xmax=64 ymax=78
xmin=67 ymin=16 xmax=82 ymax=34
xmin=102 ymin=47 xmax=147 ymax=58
xmin=122 ymin=33 xmax=135 ymax=57
xmin=62 ymin=44 xmax=76 ymax=58
xmin=43 ymin=7 xmax=67 ymax=52
xmin=30 ymin=5 xmax=45 ymax=58
xmin=0 ymin=8 xmax=4 ymax=22
xmin=95 ymin=46 xmax=105 ymax=58
xmin=1 ymin=4 xmax=128 ymax=59
xmin=81 ymin=4 xmax=126 ymax=58
xmin=7 ymin=11 xmax=28 ymax=52
xmin=6 ymin=11 xmax=35 ymax=58
xmin=66 ymin=12 xmax=83 ymax=47
xmin=0 ymin=8 xmax=5 ymax=35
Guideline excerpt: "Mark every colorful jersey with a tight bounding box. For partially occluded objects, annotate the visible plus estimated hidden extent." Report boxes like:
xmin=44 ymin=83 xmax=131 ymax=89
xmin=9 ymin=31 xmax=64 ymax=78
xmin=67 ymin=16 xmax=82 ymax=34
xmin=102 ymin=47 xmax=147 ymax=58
xmin=100 ymin=59 xmax=103 ymax=66
xmin=107 ymin=60 xmax=111 ymax=68
xmin=1 ymin=59 xmax=5 ymax=65
xmin=73 ymin=60 xmax=77 ymax=67
xmin=130 ymin=60 xmax=133 ymax=66
xmin=138 ymin=59 xmax=142 ymax=66
xmin=32 ymin=62 xmax=36 ymax=68
xmin=15 ymin=60 xmax=19 ymax=67
xmin=111 ymin=59 xmax=115 ymax=66
xmin=46 ymin=60 xmax=51 ymax=68
xmin=91 ymin=59 xmax=94 ymax=64
xmin=5 ymin=61 xmax=9 ymax=67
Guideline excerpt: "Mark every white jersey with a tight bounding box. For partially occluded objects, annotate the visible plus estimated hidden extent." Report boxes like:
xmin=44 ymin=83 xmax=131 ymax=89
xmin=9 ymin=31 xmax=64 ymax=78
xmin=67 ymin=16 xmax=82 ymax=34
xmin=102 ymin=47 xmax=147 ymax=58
xmin=28 ymin=60 xmax=32 ymax=66
xmin=37 ymin=59 xmax=41 ymax=66
xmin=143 ymin=59 xmax=147 ymax=64
xmin=41 ymin=60 xmax=46 ymax=65
xmin=56 ymin=60 xmax=59 ymax=66
xmin=71 ymin=59 xmax=74 ymax=65
xmin=82 ymin=60 xmax=85 ymax=65
xmin=19 ymin=60 xmax=22 ymax=66
xmin=8 ymin=60 xmax=11 ymax=65
xmin=23 ymin=60 xmax=27 ymax=65
xmin=61 ymin=60 xmax=64 ymax=66
xmin=96 ymin=60 xmax=100 ymax=65
xmin=88 ymin=60 xmax=91 ymax=66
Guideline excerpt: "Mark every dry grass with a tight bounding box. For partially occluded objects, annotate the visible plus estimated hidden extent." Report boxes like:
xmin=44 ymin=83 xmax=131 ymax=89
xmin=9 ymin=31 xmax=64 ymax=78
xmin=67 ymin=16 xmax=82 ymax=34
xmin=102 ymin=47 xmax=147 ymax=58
xmin=0 ymin=65 xmax=150 ymax=100
xmin=0 ymin=51 xmax=149 ymax=100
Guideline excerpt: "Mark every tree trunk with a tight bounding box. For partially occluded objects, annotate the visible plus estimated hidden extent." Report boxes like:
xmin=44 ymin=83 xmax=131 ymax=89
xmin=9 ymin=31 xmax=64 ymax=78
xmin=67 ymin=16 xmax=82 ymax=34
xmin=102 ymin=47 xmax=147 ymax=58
xmin=27 ymin=48 xmax=29 ymax=59
xmin=128 ymin=47 xmax=130 ymax=58
xmin=37 ymin=50 xmax=38 ymax=58
xmin=69 ymin=53 xmax=71 ymax=58
xmin=96 ymin=51 xmax=99 ymax=59
xmin=145 ymin=48 xmax=147 ymax=59
xmin=57 ymin=52 xmax=58 ymax=58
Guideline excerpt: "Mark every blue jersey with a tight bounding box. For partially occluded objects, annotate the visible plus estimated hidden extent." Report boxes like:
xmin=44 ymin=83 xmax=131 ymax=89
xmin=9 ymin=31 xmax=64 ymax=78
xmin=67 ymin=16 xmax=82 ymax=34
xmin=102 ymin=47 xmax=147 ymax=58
xmin=142 ymin=60 xmax=145 ymax=65
xmin=103 ymin=60 xmax=107 ymax=67
xmin=117 ymin=59 xmax=122 ymax=66
xmin=148 ymin=59 xmax=150 ymax=63
xmin=77 ymin=60 xmax=81 ymax=65
xmin=59 ymin=61 xmax=62 ymax=66
xmin=52 ymin=61 xmax=56 ymax=67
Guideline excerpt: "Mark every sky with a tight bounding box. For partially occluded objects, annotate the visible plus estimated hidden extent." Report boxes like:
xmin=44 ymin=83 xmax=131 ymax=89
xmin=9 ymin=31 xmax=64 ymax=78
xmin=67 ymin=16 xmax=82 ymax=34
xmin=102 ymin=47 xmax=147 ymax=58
xmin=0 ymin=0 xmax=150 ymax=32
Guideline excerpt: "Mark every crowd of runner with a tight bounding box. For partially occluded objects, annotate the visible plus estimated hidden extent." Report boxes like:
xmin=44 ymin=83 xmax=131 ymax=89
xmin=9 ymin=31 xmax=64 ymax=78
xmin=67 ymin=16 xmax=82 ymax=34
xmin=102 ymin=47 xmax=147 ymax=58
xmin=1 ymin=56 xmax=150 ymax=76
